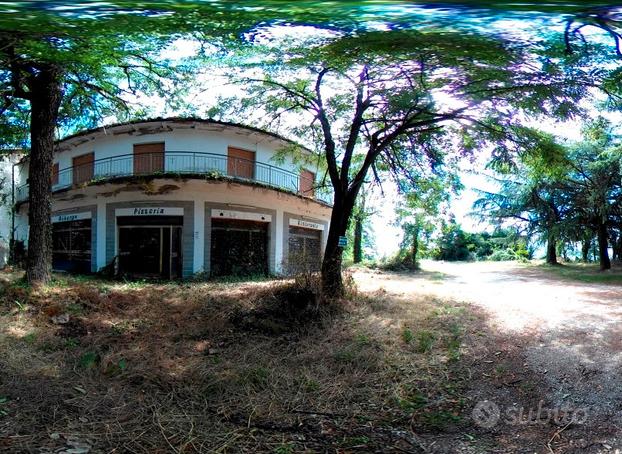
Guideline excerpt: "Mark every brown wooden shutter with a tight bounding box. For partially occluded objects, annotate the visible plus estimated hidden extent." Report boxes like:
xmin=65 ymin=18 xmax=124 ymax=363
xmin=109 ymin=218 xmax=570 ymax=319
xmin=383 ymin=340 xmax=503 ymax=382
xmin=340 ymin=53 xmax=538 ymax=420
xmin=227 ymin=147 xmax=255 ymax=179
xmin=299 ymin=169 xmax=315 ymax=197
xmin=72 ymin=153 xmax=94 ymax=185
xmin=52 ymin=163 xmax=59 ymax=185
xmin=134 ymin=142 xmax=165 ymax=175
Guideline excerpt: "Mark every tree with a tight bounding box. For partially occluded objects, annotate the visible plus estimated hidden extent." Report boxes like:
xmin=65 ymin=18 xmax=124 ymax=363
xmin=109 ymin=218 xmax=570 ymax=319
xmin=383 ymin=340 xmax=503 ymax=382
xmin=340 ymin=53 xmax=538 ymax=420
xmin=562 ymin=119 xmax=622 ymax=270
xmin=473 ymin=132 xmax=572 ymax=265
xmin=0 ymin=7 xmax=202 ymax=284
xmin=476 ymin=119 xmax=622 ymax=270
xmin=217 ymin=25 xmax=599 ymax=297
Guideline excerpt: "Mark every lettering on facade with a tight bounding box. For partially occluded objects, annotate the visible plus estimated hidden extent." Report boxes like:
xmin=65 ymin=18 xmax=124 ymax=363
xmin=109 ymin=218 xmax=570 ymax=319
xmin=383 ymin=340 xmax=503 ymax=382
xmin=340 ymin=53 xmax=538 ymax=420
xmin=115 ymin=207 xmax=184 ymax=217
xmin=133 ymin=207 xmax=165 ymax=215
xmin=289 ymin=218 xmax=324 ymax=231
xmin=51 ymin=212 xmax=91 ymax=223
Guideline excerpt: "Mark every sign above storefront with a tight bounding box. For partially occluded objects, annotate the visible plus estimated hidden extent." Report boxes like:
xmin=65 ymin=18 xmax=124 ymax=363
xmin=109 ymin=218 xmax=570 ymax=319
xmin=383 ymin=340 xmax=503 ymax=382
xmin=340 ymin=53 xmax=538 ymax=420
xmin=289 ymin=218 xmax=324 ymax=231
xmin=51 ymin=212 xmax=92 ymax=223
xmin=211 ymin=209 xmax=272 ymax=223
xmin=116 ymin=207 xmax=184 ymax=217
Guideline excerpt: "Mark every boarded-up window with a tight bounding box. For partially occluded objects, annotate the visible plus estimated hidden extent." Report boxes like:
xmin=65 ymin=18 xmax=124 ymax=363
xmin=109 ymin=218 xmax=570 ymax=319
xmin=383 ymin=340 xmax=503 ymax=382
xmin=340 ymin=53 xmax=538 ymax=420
xmin=299 ymin=169 xmax=315 ymax=197
xmin=227 ymin=147 xmax=255 ymax=179
xmin=288 ymin=226 xmax=321 ymax=274
xmin=134 ymin=142 xmax=165 ymax=175
xmin=52 ymin=163 xmax=59 ymax=185
xmin=73 ymin=153 xmax=94 ymax=185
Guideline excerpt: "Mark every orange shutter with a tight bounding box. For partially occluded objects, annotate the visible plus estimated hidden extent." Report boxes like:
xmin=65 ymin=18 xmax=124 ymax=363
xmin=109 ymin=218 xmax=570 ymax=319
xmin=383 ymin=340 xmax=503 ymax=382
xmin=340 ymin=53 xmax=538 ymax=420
xmin=227 ymin=147 xmax=255 ymax=179
xmin=134 ymin=142 xmax=165 ymax=175
xmin=72 ymin=153 xmax=94 ymax=185
xmin=299 ymin=169 xmax=315 ymax=197
xmin=52 ymin=163 xmax=59 ymax=185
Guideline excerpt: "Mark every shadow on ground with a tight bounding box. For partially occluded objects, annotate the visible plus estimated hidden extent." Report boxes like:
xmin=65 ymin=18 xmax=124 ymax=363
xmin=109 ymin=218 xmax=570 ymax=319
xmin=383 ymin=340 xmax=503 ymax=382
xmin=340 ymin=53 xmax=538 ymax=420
xmin=0 ymin=269 xmax=620 ymax=453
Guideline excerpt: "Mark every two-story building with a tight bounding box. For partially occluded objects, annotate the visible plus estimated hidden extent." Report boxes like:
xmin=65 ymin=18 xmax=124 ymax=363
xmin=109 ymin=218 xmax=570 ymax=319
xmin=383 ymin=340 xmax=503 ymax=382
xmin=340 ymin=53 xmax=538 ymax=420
xmin=12 ymin=118 xmax=332 ymax=279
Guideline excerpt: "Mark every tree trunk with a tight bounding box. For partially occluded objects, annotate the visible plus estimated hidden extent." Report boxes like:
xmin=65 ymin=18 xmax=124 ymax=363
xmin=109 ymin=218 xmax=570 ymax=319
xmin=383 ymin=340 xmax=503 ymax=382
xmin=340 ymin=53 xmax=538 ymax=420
xmin=26 ymin=66 xmax=63 ymax=285
xmin=546 ymin=231 xmax=557 ymax=265
xmin=353 ymin=216 xmax=362 ymax=264
xmin=597 ymin=222 xmax=611 ymax=271
xmin=616 ymin=235 xmax=622 ymax=262
xmin=581 ymin=238 xmax=591 ymax=263
xmin=321 ymin=191 xmax=356 ymax=299
xmin=410 ymin=228 xmax=419 ymax=268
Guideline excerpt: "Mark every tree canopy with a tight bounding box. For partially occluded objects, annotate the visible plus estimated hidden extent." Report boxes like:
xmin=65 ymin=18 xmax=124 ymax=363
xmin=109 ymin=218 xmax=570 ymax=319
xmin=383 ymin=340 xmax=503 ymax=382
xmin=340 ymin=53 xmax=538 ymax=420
xmin=3 ymin=0 xmax=622 ymax=288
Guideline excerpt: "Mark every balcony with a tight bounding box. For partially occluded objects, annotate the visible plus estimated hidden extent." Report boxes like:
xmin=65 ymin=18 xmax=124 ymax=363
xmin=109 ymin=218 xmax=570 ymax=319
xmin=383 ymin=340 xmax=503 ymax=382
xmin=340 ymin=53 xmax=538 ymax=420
xmin=15 ymin=151 xmax=333 ymax=205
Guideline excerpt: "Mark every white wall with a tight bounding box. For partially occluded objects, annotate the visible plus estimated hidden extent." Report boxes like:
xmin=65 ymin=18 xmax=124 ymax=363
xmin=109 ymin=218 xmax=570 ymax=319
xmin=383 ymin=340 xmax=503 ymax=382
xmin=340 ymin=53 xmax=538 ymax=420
xmin=0 ymin=153 xmax=23 ymax=267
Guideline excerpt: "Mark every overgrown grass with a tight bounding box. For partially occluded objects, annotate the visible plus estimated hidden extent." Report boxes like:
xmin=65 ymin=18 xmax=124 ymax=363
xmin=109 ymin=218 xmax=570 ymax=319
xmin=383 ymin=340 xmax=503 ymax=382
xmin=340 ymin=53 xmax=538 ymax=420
xmin=539 ymin=262 xmax=622 ymax=284
xmin=0 ymin=270 xmax=483 ymax=452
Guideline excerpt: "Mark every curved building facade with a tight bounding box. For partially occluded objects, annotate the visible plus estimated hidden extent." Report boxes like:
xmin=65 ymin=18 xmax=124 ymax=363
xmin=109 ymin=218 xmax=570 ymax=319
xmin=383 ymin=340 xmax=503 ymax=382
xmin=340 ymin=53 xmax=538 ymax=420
xmin=13 ymin=118 xmax=332 ymax=278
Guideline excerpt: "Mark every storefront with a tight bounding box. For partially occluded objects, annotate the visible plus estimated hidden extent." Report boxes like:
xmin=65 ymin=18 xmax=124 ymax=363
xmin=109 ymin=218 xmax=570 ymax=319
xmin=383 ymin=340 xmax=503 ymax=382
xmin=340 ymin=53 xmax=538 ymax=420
xmin=287 ymin=218 xmax=323 ymax=273
xmin=115 ymin=207 xmax=184 ymax=279
xmin=210 ymin=209 xmax=270 ymax=277
xmin=52 ymin=212 xmax=93 ymax=273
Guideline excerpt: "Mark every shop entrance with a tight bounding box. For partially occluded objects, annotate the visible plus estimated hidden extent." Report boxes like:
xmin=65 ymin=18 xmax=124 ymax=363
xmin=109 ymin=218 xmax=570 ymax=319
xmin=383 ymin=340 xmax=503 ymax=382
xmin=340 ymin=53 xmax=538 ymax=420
xmin=288 ymin=226 xmax=322 ymax=274
xmin=52 ymin=219 xmax=92 ymax=273
xmin=117 ymin=216 xmax=183 ymax=279
xmin=210 ymin=218 xmax=269 ymax=277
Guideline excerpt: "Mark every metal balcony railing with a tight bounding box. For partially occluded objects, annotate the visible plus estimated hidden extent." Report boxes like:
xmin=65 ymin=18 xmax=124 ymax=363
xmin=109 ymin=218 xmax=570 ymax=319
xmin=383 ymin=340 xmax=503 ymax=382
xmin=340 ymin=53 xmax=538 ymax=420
xmin=15 ymin=151 xmax=333 ymax=205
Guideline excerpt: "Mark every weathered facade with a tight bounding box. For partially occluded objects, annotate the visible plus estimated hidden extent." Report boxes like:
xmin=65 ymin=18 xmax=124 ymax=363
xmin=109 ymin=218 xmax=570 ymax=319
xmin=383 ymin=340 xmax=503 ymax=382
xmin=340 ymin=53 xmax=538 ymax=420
xmin=12 ymin=118 xmax=332 ymax=278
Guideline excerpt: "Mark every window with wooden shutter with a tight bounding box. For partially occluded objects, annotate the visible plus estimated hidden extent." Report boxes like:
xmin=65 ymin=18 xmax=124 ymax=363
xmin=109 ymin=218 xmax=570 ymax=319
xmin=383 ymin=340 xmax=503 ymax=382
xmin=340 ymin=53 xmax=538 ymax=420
xmin=227 ymin=147 xmax=255 ymax=179
xmin=72 ymin=153 xmax=94 ymax=185
xmin=52 ymin=163 xmax=59 ymax=185
xmin=134 ymin=142 xmax=165 ymax=175
xmin=299 ymin=169 xmax=315 ymax=197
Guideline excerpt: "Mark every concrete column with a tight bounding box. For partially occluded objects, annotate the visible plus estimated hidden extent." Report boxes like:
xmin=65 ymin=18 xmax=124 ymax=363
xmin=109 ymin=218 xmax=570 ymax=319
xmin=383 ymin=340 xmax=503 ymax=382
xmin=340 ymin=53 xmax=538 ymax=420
xmin=274 ymin=209 xmax=284 ymax=274
xmin=96 ymin=201 xmax=106 ymax=270
xmin=193 ymin=199 xmax=205 ymax=273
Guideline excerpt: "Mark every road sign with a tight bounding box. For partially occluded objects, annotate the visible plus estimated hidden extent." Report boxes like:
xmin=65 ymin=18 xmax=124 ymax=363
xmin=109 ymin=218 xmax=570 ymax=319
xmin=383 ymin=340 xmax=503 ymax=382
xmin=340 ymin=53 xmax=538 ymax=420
xmin=338 ymin=236 xmax=348 ymax=247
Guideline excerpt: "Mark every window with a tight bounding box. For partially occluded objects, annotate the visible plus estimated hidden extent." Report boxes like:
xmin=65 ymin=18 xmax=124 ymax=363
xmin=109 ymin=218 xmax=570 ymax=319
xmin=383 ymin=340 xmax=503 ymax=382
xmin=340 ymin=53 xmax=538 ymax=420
xmin=134 ymin=142 xmax=165 ymax=174
xmin=227 ymin=147 xmax=255 ymax=179
xmin=299 ymin=169 xmax=315 ymax=197
xmin=73 ymin=152 xmax=94 ymax=185
xmin=52 ymin=219 xmax=92 ymax=273
xmin=52 ymin=163 xmax=59 ymax=186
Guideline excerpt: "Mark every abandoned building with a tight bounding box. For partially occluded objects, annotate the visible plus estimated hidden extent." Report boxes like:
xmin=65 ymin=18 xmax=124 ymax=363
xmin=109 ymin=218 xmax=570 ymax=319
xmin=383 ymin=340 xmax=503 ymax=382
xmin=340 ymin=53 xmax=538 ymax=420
xmin=10 ymin=118 xmax=332 ymax=278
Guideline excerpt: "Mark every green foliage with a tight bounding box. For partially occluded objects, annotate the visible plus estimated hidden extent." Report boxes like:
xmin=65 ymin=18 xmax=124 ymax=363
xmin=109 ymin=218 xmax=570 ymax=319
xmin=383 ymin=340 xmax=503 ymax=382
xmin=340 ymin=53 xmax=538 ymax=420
xmin=431 ymin=220 xmax=531 ymax=262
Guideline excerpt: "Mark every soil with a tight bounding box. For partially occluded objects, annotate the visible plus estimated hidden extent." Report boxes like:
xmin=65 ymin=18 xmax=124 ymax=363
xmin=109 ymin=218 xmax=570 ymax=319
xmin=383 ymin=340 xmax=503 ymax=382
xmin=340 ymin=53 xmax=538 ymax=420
xmin=353 ymin=261 xmax=622 ymax=453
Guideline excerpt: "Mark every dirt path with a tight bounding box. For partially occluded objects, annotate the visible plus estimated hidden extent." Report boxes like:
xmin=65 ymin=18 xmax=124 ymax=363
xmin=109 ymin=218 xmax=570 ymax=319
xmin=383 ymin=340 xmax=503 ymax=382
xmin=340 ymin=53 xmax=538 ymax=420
xmin=355 ymin=260 xmax=622 ymax=332
xmin=353 ymin=261 xmax=622 ymax=453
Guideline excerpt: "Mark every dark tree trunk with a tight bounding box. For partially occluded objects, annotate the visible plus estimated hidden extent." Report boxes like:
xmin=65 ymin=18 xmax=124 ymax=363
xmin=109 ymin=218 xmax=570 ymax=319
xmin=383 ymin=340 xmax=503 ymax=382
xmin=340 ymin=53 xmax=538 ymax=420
xmin=546 ymin=231 xmax=557 ymax=265
xmin=321 ymin=190 xmax=356 ymax=299
xmin=353 ymin=216 xmax=362 ymax=264
xmin=26 ymin=65 xmax=63 ymax=285
xmin=597 ymin=222 xmax=611 ymax=271
xmin=581 ymin=238 xmax=591 ymax=263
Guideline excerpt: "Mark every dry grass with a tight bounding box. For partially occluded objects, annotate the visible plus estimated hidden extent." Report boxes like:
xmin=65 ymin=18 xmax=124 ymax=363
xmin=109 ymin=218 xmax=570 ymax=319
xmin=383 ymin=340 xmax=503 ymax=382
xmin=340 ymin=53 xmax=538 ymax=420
xmin=0 ymin=271 xmax=485 ymax=453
